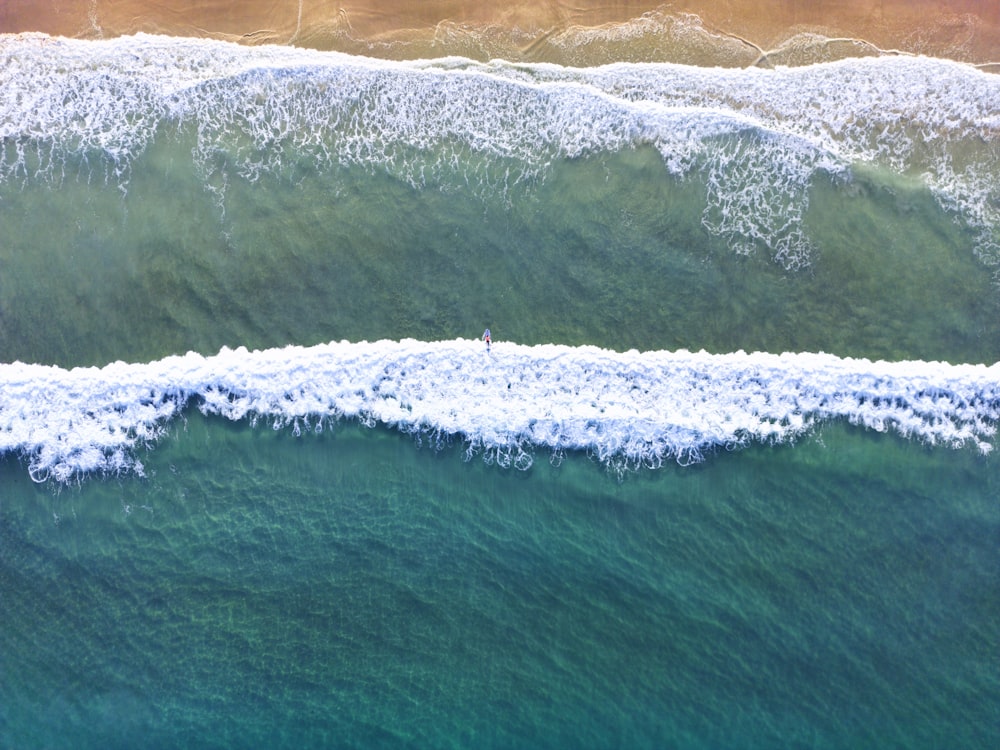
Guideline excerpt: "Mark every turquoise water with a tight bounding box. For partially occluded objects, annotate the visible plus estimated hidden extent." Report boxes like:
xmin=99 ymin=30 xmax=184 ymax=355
xmin=2 ymin=35 xmax=1000 ymax=748
xmin=4 ymin=417 xmax=999 ymax=749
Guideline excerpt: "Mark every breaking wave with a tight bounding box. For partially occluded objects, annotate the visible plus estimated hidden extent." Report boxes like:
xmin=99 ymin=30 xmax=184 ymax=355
xmin=2 ymin=339 xmax=998 ymax=483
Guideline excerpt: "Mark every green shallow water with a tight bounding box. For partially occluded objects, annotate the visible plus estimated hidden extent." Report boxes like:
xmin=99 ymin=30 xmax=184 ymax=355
xmin=1 ymin=137 xmax=997 ymax=367
xmin=2 ymin=415 xmax=999 ymax=749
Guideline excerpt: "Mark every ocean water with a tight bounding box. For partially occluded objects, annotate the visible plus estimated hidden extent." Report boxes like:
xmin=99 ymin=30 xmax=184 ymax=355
xmin=2 ymin=33 xmax=999 ymax=748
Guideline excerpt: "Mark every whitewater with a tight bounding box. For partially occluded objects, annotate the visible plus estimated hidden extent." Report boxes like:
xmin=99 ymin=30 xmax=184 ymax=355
xmin=1 ymin=33 xmax=998 ymax=269
xmin=2 ymin=339 xmax=998 ymax=483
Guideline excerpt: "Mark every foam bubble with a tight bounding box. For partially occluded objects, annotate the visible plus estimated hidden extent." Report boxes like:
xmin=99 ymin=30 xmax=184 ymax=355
xmin=1 ymin=34 xmax=997 ymax=266
xmin=2 ymin=339 xmax=998 ymax=483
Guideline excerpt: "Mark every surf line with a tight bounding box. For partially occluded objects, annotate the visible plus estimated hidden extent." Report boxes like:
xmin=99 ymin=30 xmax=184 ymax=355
xmin=3 ymin=341 xmax=1000 ymax=484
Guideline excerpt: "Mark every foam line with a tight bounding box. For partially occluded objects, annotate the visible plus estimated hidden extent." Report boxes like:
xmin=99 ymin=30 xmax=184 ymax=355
xmin=1 ymin=34 xmax=997 ymax=267
xmin=1 ymin=340 xmax=997 ymax=483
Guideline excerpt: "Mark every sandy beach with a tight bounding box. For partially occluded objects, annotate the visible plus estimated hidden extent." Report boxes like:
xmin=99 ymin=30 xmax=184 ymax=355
xmin=2 ymin=1 xmax=998 ymax=66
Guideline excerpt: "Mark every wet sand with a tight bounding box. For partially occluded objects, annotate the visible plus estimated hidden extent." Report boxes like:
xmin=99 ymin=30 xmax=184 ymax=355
xmin=2 ymin=1 xmax=999 ymax=66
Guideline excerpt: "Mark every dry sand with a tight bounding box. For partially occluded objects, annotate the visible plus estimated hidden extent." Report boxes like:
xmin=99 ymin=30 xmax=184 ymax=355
xmin=2 ymin=1 xmax=998 ymax=67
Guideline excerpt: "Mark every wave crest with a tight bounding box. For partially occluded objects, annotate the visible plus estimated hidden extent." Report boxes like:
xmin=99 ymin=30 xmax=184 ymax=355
xmin=1 ymin=339 xmax=997 ymax=483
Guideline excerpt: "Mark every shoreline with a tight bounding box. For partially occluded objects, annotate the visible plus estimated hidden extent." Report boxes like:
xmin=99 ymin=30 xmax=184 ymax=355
xmin=2 ymin=1 xmax=999 ymax=67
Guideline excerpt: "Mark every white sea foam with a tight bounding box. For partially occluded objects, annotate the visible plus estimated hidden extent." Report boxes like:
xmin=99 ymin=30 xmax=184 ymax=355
xmin=1 ymin=34 xmax=997 ymax=267
xmin=1 ymin=339 xmax=998 ymax=483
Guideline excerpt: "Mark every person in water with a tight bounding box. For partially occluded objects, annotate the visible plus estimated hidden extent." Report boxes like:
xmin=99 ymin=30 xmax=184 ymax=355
xmin=482 ymin=328 xmax=491 ymax=350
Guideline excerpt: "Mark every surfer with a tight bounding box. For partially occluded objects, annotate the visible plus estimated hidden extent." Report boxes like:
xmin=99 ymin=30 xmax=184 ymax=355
xmin=482 ymin=328 xmax=492 ymax=350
